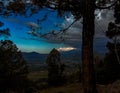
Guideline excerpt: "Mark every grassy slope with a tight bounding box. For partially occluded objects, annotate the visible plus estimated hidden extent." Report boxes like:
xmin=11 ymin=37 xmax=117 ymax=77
xmin=28 ymin=66 xmax=120 ymax=93
xmin=35 ymin=80 xmax=120 ymax=93
xmin=28 ymin=71 xmax=48 ymax=81
xmin=35 ymin=83 xmax=82 ymax=93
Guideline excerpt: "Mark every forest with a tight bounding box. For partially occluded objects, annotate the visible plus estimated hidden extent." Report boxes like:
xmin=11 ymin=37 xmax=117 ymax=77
xmin=0 ymin=0 xmax=120 ymax=93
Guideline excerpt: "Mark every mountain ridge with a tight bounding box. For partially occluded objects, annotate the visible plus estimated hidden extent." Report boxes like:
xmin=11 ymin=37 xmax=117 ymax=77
xmin=22 ymin=50 xmax=105 ymax=63
xmin=22 ymin=50 xmax=81 ymax=63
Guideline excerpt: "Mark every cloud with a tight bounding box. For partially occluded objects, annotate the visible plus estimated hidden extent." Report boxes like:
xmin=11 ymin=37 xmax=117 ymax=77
xmin=27 ymin=9 xmax=112 ymax=50
xmin=3 ymin=10 xmax=114 ymax=52
xmin=25 ymin=22 xmax=40 ymax=29
xmin=4 ymin=18 xmax=40 ymax=29
xmin=95 ymin=9 xmax=114 ymax=36
xmin=43 ymin=9 xmax=114 ymax=50
xmin=24 ymin=0 xmax=32 ymax=4
xmin=5 ymin=18 xmax=24 ymax=25
xmin=57 ymin=47 xmax=77 ymax=52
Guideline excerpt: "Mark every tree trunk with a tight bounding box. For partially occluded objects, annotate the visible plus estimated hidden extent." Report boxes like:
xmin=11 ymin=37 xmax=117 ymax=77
xmin=82 ymin=0 xmax=97 ymax=93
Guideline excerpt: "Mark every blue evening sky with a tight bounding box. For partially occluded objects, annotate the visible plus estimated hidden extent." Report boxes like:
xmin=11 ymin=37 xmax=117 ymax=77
xmin=0 ymin=8 xmax=111 ymax=54
xmin=0 ymin=8 xmax=67 ymax=54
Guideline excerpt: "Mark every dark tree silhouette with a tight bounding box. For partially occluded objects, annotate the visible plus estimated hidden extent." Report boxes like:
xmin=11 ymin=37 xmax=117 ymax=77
xmin=0 ymin=21 xmax=10 ymax=38
xmin=104 ymin=42 xmax=120 ymax=82
xmin=105 ymin=0 xmax=120 ymax=64
xmin=46 ymin=48 xmax=65 ymax=86
xmin=103 ymin=1 xmax=120 ymax=83
xmin=0 ymin=40 xmax=28 ymax=93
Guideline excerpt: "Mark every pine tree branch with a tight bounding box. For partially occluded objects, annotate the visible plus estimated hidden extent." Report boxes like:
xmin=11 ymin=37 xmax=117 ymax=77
xmin=96 ymin=0 xmax=118 ymax=9
xmin=28 ymin=18 xmax=79 ymax=41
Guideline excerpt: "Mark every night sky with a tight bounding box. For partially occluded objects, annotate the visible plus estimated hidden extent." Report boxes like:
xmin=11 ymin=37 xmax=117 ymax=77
xmin=0 ymin=8 xmax=114 ymax=54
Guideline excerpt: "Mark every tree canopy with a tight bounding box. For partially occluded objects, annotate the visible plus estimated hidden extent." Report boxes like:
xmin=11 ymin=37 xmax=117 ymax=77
xmin=0 ymin=40 xmax=28 ymax=92
xmin=46 ymin=48 xmax=65 ymax=86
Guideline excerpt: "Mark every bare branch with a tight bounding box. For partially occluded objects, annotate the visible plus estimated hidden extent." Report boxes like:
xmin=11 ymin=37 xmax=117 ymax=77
xmin=41 ymin=19 xmax=78 ymax=37
xmin=28 ymin=18 xmax=79 ymax=41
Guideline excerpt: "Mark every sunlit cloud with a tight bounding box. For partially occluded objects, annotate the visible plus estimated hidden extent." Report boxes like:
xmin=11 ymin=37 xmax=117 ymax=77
xmin=57 ymin=47 xmax=77 ymax=52
xmin=24 ymin=0 xmax=32 ymax=4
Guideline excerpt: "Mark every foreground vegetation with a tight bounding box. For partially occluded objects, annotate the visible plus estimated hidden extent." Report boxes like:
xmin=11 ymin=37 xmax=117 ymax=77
xmin=0 ymin=40 xmax=120 ymax=93
xmin=35 ymin=80 xmax=120 ymax=93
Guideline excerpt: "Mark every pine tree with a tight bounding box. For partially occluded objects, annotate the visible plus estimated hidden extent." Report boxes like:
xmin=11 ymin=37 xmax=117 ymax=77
xmin=103 ymin=1 xmax=120 ymax=83
xmin=0 ymin=40 xmax=28 ymax=93
xmin=46 ymin=48 xmax=65 ymax=86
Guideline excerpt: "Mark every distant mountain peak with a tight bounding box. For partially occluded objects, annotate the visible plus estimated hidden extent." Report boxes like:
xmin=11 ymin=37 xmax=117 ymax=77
xmin=22 ymin=52 xmax=47 ymax=63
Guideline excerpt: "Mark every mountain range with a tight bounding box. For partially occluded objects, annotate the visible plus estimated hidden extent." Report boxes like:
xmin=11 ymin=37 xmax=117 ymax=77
xmin=22 ymin=50 xmax=81 ymax=63
xmin=22 ymin=50 xmax=105 ymax=64
xmin=22 ymin=52 xmax=47 ymax=63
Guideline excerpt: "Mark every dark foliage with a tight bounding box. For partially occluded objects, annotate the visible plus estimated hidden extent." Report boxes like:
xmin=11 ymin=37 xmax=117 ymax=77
xmin=114 ymin=1 xmax=120 ymax=24
xmin=0 ymin=40 xmax=28 ymax=93
xmin=103 ymin=42 xmax=120 ymax=82
xmin=96 ymin=2 xmax=120 ymax=84
xmin=0 ymin=28 xmax=10 ymax=37
xmin=46 ymin=48 xmax=66 ymax=86
xmin=96 ymin=55 xmax=120 ymax=84
xmin=0 ymin=21 xmax=10 ymax=38
xmin=106 ymin=22 xmax=120 ymax=39
xmin=0 ymin=21 xmax=4 ymax=27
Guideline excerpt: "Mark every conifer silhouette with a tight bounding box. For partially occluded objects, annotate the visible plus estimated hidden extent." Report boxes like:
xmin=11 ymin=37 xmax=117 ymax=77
xmin=0 ymin=40 xmax=28 ymax=93
xmin=46 ymin=48 xmax=65 ymax=86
